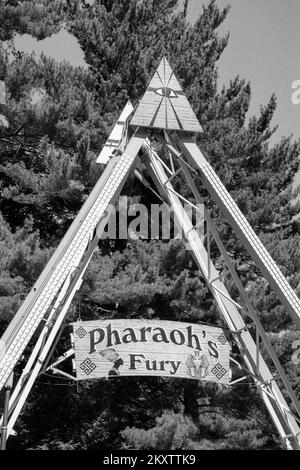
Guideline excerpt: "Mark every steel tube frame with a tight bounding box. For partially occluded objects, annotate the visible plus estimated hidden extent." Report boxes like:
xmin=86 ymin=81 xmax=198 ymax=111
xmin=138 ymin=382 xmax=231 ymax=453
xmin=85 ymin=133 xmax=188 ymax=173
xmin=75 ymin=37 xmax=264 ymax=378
xmin=144 ymin=140 xmax=300 ymax=450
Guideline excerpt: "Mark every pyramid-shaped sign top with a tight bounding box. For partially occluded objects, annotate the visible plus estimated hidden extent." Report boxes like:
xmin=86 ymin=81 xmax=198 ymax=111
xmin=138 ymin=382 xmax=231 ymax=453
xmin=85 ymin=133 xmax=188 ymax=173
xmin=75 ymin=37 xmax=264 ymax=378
xmin=130 ymin=57 xmax=203 ymax=133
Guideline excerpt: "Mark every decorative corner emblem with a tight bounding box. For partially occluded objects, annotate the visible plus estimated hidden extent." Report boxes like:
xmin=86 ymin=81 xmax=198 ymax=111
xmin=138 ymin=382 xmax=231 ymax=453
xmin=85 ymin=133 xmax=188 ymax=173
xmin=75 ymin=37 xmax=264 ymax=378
xmin=75 ymin=326 xmax=87 ymax=338
xmin=217 ymin=333 xmax=228 ymax=345
xmin=80 ymin=358 xmax=96 ymax=375
xmin=211 ymin=363 xmax=227 ymax=380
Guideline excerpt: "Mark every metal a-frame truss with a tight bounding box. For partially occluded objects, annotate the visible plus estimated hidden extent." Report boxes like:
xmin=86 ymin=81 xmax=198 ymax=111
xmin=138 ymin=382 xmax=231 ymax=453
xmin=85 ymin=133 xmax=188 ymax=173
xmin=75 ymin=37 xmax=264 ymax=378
xmin=0 ymin=57 xmax=300 ymax=450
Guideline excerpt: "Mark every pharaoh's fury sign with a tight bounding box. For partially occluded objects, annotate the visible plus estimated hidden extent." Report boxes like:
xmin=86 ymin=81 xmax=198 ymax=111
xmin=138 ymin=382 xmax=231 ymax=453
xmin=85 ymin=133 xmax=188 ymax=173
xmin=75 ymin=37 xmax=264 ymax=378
xmin=72 ymin=320 xmax=231 ymax=384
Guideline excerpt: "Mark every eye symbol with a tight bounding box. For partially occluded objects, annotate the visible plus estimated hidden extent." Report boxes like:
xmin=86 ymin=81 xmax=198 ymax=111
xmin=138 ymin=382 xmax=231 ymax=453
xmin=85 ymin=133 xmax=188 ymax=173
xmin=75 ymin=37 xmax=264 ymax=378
xmin=155 ymin=87 xmax=177 ymax=98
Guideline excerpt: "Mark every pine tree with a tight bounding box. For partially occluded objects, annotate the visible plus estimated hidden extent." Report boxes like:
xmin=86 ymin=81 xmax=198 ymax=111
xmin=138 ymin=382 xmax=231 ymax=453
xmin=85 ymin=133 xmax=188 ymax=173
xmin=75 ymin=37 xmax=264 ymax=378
xmin=0 ymin=47 xmax=103 ymax=239
xmin=0 ymin=212 xmax=50 ymax=330
xmin=0 ymin=0 xmax=299 ymax=450
xmin=121 ymin=410 xmax=198 ymax=450
xmin=0 ymin=0 xmax=64 ymax=41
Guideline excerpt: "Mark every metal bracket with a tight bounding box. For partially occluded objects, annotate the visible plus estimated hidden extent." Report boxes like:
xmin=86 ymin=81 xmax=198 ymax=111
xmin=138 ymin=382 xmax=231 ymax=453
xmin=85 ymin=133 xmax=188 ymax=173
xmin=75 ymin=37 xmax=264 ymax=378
xmin=44 ymin=348 xmax=75 ymax=372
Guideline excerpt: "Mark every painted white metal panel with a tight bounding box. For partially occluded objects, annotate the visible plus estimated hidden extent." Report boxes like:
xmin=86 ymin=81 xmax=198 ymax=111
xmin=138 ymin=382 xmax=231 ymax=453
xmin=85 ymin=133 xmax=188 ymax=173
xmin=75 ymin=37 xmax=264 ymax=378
xmin=146 ymin=142 xmax=300 ymax=449
xmin=96 ymin=101 xmax=134 ymax=164
xmin=130 ymin=57 xmax=202 ymax=133
xmin=0 ymin=131 xmax=146 ymax=391
xmin=72 ymin=319 xmax=231 ymax=383
xmin=179 ymin=138 xmax=300 ymax=329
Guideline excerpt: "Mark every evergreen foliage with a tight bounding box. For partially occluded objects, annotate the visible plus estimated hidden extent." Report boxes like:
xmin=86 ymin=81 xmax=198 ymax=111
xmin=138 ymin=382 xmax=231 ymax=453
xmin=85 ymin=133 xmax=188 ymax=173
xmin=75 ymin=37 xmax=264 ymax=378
xmin=0 ymin=0 xmax=299 ymax=450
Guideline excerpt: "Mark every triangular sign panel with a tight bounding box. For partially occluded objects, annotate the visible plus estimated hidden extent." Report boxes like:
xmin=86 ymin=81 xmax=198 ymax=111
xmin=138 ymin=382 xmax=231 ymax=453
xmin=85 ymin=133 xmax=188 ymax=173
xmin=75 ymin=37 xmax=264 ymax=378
xmin=130 ymin=57 xmax=203 ymax=133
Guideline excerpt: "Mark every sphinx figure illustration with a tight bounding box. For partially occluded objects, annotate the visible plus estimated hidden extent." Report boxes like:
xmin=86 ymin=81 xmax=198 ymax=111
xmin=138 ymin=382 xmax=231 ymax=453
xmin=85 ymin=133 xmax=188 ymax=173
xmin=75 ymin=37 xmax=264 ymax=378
xmin=186 ymin=350 xmax=209 ymax=379
xmin=100 ymin=348 xmax=124 ymax=377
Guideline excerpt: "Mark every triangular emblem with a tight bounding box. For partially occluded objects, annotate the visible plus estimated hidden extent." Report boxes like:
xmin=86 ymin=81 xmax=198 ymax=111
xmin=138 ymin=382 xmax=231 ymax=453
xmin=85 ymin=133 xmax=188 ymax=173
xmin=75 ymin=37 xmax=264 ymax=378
xmin=130 ymin=57 xmax=203 ymax=133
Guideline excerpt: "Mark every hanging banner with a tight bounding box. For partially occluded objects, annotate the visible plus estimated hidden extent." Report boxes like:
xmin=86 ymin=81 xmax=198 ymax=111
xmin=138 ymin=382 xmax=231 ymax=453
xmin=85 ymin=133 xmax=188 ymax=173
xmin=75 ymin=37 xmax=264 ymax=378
xmin=71 ymin=319 xmax=231 ymax=384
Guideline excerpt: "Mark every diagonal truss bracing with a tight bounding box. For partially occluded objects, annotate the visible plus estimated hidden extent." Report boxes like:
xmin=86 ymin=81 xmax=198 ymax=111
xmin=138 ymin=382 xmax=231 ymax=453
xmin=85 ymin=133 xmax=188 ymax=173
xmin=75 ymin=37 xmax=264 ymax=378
xmin=143 ymin=140 xmax=300 ymax=450
xmin=0 ymin=56 xmax=300 ymax=451
xmin=0 ymin=130 xmax=146 ymax=392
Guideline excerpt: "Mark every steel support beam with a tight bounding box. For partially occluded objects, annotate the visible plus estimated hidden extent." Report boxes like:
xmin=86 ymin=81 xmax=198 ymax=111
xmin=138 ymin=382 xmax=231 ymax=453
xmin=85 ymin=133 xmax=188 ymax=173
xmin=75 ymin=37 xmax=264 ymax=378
xmin=0 ymin=130 xmax=147 ymax=392
xmin=0 ymin=131 xmax=147 ymax=437
xmin=144 ymin=140 xmax=300 ymax=450
xmin=177 ymin=136 xmax=300 ymax=329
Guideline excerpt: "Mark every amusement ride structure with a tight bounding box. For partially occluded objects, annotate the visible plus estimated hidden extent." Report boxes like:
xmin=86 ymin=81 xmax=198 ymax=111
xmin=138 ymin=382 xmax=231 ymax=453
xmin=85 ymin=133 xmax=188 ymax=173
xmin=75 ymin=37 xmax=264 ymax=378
xmin=0 ymin=58 xmax=299 ymax=450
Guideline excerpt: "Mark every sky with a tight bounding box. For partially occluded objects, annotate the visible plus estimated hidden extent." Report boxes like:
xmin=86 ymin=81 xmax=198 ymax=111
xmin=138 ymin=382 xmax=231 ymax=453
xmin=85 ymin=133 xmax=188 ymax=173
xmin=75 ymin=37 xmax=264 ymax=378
xmin=187 ymin=0 xmax=300 ymax=144
xmin=13 ymin=0 xmax=300 ymax=145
